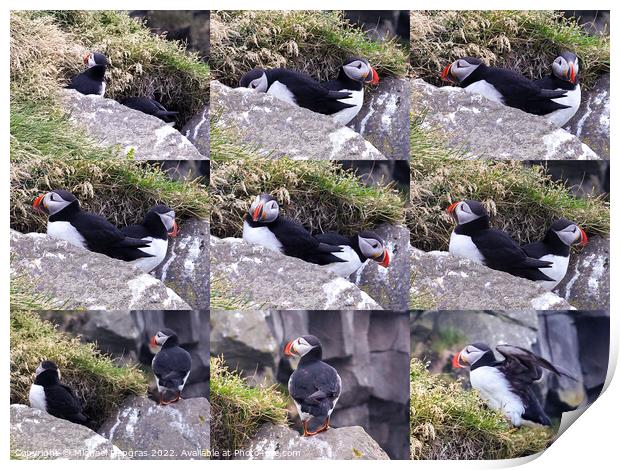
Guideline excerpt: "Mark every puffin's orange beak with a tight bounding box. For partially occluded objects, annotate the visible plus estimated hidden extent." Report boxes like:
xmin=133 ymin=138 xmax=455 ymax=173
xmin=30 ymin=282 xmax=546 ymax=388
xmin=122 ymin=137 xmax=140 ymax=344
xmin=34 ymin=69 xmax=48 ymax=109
xmin=441 ymin=63 xmax=453 ymax=81
xmin=33 ymin=194 xmax=45 ymax=211
xmin=149 ymin=336 xmax=158 ymax=348
xmin=284 ymin=340 xmax=295 ymax=356
xmin=379 ymin=249 xmax=390 ymax=268
xmin=252 ymin=202 xmax=264 ymax=222
xmin=368 ymin=66 xmax=380 ymax=85
xmin=168 ymin=220 xmax=179 ymax=238
xmin=578 ymin=227 xmax=588 ymax=247
xmin=83 ymin=53 xmax=91 ymax=65
xmin=447 ymin=201 xmax=460 ymax=215
xmin=452 ymin=351 xmax=465 ymax=369
xmin=568 ymin=63 xmax=576 ymax=84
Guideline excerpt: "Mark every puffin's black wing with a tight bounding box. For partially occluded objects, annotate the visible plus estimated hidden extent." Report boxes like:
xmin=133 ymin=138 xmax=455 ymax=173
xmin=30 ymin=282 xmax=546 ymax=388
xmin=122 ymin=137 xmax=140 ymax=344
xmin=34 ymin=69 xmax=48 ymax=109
xmin=121 ymin=97 xmax=179 ymax=122
xmin=46 ymin=384 xmax=90 ymax=425
xmin=289 ymin=362 xmax=341 ymax=418
xmin=120 ymin=223 xmax=150 ymax=239
xmin=496 ymin=345 xmax=577 ymax=384
xmin=315 ymin=232 xmax=350 ymax=246
xmin=153 ymin=347 xmax=192 ymax=389
xmin=66 ymin=66 xmax=106 ymax=95
xmin=521 ymin=387 xmax=552 ymax=426
xmin=270 ymin=218 xmax=344 ymax=264
xmin=520 ymin=240 xmax=548 ymax=259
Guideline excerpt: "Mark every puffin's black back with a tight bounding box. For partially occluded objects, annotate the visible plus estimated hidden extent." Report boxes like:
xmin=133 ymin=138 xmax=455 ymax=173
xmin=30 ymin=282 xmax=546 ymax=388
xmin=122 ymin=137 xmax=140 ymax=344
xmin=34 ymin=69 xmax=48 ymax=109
xmin=66 ymin=65 xmax=106 ymax=95
xmin=121 ymin=206 xmax=170 ymax=240
xmin=121 ymin=97 xmax=179 ymax=122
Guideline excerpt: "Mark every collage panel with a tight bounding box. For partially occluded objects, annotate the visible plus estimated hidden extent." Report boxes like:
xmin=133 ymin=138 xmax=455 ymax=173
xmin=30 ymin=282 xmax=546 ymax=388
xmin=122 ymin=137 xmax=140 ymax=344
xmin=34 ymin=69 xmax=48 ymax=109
xmin=209 ymin=310 xmax=410 ymax=460
xmin=10 ymin=310 xmax=210 ymax=459
xmin=410 ymin=310 xmax=610 ymax=460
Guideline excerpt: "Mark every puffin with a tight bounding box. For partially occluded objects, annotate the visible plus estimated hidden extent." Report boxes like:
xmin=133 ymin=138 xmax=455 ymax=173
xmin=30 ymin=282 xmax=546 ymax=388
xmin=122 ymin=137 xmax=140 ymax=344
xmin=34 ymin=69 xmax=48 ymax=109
xmin=521 ymin=218 xmax=588 ymax=290
xmin=322 ymin=57 xmax=380 ymax=125
xmin=452 ymin=343 xmax=575 ymax=426
xmin=239 ymin=68 xmax=354 ymax=117
xmin=150 ymin=328 xmax=192 ymax=405
xmin=29 ymin=361 xmax=91 ymax=426
xmin=120 ymin=97 xmax=179 ymax=123
xmin=242 ymin=193 xmax=344 ymax=265
xmin=33 ymin=190 xmax=153 ymax=263
xmin=314 ymin=231 xmax=390 ymax=277
xmin=441 ymin=57 xmax=569 ymax=117
xmin=284 ymin=335 xmax=342 ymax=436
xmin=120 ymin=204 xmax=179 ymax=273
xmin=447 ymin=200 xmax=553 ymax=281
xmin=67 ymin=51 xmax=109 ymax=96
xmin=534 ymin=52 xmax=582 ymax=126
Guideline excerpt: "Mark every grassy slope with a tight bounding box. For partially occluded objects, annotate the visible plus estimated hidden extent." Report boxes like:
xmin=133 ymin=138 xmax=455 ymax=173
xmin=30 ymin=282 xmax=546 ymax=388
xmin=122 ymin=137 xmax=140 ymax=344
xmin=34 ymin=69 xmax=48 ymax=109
xmin=210 ymin=357 xmax=288 ymax=457
xmin=410 ymin=358 xmax=553 ymax=459
xmin=409 ymin=115 xmax=610 ymax=252
xmin=410 ymin=10 xmax=609 ymax=89
xmin=211 ymin=10 xmax=408 ymax=86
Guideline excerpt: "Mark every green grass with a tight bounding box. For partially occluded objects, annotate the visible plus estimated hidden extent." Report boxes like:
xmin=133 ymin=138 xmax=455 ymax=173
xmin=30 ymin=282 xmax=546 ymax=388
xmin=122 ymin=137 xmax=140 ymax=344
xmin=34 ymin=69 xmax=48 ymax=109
xmin=410 ymin=358 xmax=554 ymax=459
xmin=209 ymin=277 xmax=259 ymax=311
xmin=210 ymin=356 xmax=288 ymax=458
xmin=410 ymin=10 xmax=609 ymax=89
xmin=10 ymin=310 xmax=148 ymax=426
xmin=211 ymin=10 xmax=408 ymax=87
xmin=409 ymin=114 xmax=610 ymax=251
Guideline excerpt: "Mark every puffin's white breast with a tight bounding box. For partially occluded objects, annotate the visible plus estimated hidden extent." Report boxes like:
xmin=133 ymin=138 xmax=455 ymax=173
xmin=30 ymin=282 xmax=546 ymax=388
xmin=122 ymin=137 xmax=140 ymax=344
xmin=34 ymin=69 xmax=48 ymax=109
xmin=267 ymin=81 xmax=297 ymax=105
xmin=47 ymin=221 xmax=87 ymax=249
xmin=324 ymin=245 xmax=363 ymax=277
xmin=470 ymin=366 xmax=525 ymax=426
xmin=331 ymin=88 xmax=364 ymax=126
xmin=129 ymin=237 xmax=168 ymax=273
xmin=449 ymin=231 xmax=485 ymax=265
xmin=536 ymin=253 xmax=570 ymax=290
xmin=242 ymin=220 xmax=284 ymax=253
xmin=29 ymin=384 xmax=47 ymax=412
xmin=464 ymin=80 xmax=505 ymax=105
xmin=547 ymin=85 xmax=581 ymax=127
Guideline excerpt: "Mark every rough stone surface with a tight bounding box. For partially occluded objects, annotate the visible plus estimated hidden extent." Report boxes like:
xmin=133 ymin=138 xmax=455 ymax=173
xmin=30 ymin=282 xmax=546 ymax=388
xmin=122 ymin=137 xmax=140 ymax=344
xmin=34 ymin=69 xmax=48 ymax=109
xmin=210 ymin=237 xmax=381 ymax=310
xmin=410 ymin=247 xmax=574 ymax=310
xmin=412 ymin=79 xmax=599 ymax=160
xmin=182 ymin=104 xmax=210 ymax=157
xmin=566 ymin=74 xmax=610 ymax=159
xmin=154 ymin=219 xmax=209 ymax=309
xmin=235 ymin=424 xmax=389 ymax=460
xmin=211 ymin=81 xmax=385 ymax=160
xmin=59 ymin=89 xmax=206 ymax=160
xmin=555 ymin=236 xmax=610 ymax=310
xmin=99 ymin=396 xmax=209 ymax=460
xmin=353 ymin=224 xmax=410 ymax=310
xmin=10 ymin=230 xmax=189 ymax=310
xmin=10 ymin=404 xmax=126 ymax=460
xmin=349 ymin=77 xmax=409 ymax=159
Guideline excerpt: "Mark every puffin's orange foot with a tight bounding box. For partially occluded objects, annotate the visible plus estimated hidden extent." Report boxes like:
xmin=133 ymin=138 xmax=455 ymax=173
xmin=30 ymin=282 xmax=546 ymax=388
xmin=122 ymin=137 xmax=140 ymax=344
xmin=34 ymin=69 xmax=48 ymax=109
xmin=159 ymin=392 xmax=181 ymax=405
xmin=302 ymin=419 xmax=329 ymax=436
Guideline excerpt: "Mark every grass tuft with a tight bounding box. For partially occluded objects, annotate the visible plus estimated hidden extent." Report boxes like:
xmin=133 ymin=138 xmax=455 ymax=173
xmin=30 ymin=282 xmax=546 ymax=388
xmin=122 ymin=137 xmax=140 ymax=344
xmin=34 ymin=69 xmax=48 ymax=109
xmin=410 ymin=358 xmax=553 ymax=459
xmin=211 ymin=10 xmax=408 ymax=87
xmin=210 ymin=356 xmax=288 ymax=458
xmin=410 ymin=11 xmax=609 ymax=89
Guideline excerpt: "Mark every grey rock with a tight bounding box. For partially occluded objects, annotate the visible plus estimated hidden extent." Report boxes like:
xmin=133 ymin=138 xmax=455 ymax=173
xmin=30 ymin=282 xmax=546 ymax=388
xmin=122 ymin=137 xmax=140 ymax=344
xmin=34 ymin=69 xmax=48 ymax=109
xmin=412 ymin=79 xmax=599 ymax=160
xmin=369 ymin=351 xmax=410 ymax=403
xmin=349 ymin=77 xmax=409 ymax=159
xmin=154 ymin=219 xmax=210 ymax=309
xmin=59 ymin=89 xmax=206 ymax=160
xmin=99 ymin=396 xmax=210 ymax=460
xmin=10 ymin=230 xmax=189 ymax=310
xmin=555 ymin=236 xmax=610 ymax=310
xmin=566 ymin=74 xmax=610 ymax=159
xmin=353 ymin=224 xmax=410 ymax=310
xmin=78 ymin=311 xmax=143 ymax=357
xmin=10 ymin=404 xmax=126 ymax=460
xmin=235 ymin=424 xmax=389 ymax=460
xmin=211 ymin=81 xmax=385 ymax=160
xmin=182 ymin=105 xmax=210 ymax=157
xmin=410 ymin=247 xmax=573 ymax=310
xmin=210 ymin=237 xmax=382 ymax=310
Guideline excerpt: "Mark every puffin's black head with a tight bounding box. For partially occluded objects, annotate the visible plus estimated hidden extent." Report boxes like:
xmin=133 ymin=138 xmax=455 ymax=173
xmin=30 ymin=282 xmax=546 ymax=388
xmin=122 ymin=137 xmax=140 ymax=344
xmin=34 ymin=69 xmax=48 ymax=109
xmin=441 ymin=57 xmax=484 ymax=83
xmin=548 ymin=218 xmax=588 ymax=247
xmin=150 ymin=328 xmax=179 ymax=352
xmin=446 ymin=199 xmax=488 ymax=225
xmin=284 ymin=335 xmax=322 ymax=358
xmin=357 ymin=231 xmax=390 ymax=267
xmin=551 ymin=51 xmax=579 ymax=85
xmin=144 ymin=204 xmax=179 ymax=238
xmin=32 ymin=190 xmax=79 ymax=215
xmin=248 ymin=193 xmax=279 ymax=223
xmin=84 ymin=51 xmax=109 ymax=67
xmin=239 ymin=68 xmax=268 ymax=92
xmin=341 ymin=57 xmax=379 ymax=85
xmin=452 ymin=342 xmax=493 ymax=369
xmin=34 ymin=360 xmax=61 ymax=385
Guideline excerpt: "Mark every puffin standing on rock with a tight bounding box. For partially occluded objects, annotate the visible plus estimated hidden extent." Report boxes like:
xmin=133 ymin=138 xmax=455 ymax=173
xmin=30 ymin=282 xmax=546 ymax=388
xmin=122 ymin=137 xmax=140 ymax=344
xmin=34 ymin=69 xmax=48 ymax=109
xmin=521 ymin=218 xmax=588 ymax=290
xmin=150 ymin=328 xmax=192 ymax=405
xmin=314 ymin=231 xmax=390 ymax=277
xmin=120 ymin=204 xmax=179 ymax=273
xmin=285 ymin=335 xmax=341 ymax=436
xmin=33 ymin=189 xmax=154 ymax=263
xmin=29 ymin=361 xmax=92 ymax=426
xmin=67 ymin=51 xmax=109 ymax=96
xmin=452 ymin=343 xmax=576 ymax=426
xmin=447 ymin=200 xmax=553 ymax=281
xmin=440 ymin=57 xmax=569 ymax=117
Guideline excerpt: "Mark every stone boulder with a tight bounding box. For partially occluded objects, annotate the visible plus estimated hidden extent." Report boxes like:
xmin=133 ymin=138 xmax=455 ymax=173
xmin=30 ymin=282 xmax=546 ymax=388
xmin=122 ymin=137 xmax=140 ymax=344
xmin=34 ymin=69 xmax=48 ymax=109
xmin=210 ymin=237 xmax=381 ymax=310
xmin=10 ymin=231 xmax=189 ymax=310
xmin=555 ymin=236 xmax=610 ymax=310
xmin=59 ymin=89 xmax=206 ymax=160
xmin=99 ymin=396 xmax=210 ymax=460
xmin=412 ymin=79 xmax=599 ymax=160
xmin=182 ymin=104 xmax=210 ymax=157
xmin=211 ymin=81 xmax=385 ymax=160
xmin=235 ymin=424 xmax=389 ymax=460
xmin=410 ymin=247 xmax=573 ymax=310
xmin=349 ymin=77 xmax=409 ymax=159
xmin=10 ymin=404 xmax=126 ymax=460
xmin=566 ymin=74 xmax=610 ymax=159
xmin=153 ymin=219 xmax=210 ymax=309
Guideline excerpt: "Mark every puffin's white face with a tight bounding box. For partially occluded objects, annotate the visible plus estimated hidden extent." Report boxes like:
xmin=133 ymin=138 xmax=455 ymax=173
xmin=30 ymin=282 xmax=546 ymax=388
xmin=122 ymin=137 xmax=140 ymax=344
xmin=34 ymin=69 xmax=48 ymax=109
xmin=552 ymin=54 xmax=579 ymax=84
xmin=284 ymin=337 xmax=314 ymax=358
xmin=447 ymin=201 xmax=481 ymax=225
xmin=358 ymin=234 xmax=390 ymax=267
xmin=343 ymin=59 xmax=369 ymax=82
xmin=86 ymin=52 xmax=97 ymax=68
xmin=554 ymin=223 xmax=586 ymax=247
xmin=443 ymin=58 xmax=481 ymax=83
xmin=249 ymin=195 xmax=279 ymax=223
xmin=454 ymin=344 xmax=489 ymax=368
xmin=40 ymin=192 xmax=74 ymax=215
xmin=158 ymin=210 xmax=177 ymax=233
xmin=153 ymin=330 xmax=171 ymax=347
xmin=248 ymin=72 xmax=268 ymax=92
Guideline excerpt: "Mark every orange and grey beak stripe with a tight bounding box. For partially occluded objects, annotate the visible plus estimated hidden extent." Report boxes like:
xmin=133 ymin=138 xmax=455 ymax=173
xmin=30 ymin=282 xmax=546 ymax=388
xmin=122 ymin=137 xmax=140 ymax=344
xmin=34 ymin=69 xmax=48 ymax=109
xmin=568 ymin=63 xmax=576 ymax=84
xmin=32 ymin=194 xmax=45 ymax=210
xmin=252 ymin=202 xmax=264 ymax=222
xmin=83 ymin=53 xmax=91 ymax=65
xmin=441 ymin=63 xmax=452 ymax=81
xmin=368 ymin=66 xmax=380 ymax=85
xmin=379 ymin=249 xmax=390 ymax=268
xmin=579 ymin=227 xmax=588 ymax=247
xmin=446 ymin=201 xmax=460 ymax=214
xmin=452 ymin=351 xmax=465 ymax=369
xmin=284 ymin=340 xmax=295 ymax=356
xmin=169 ymin=220 xmax=179 ymax=238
